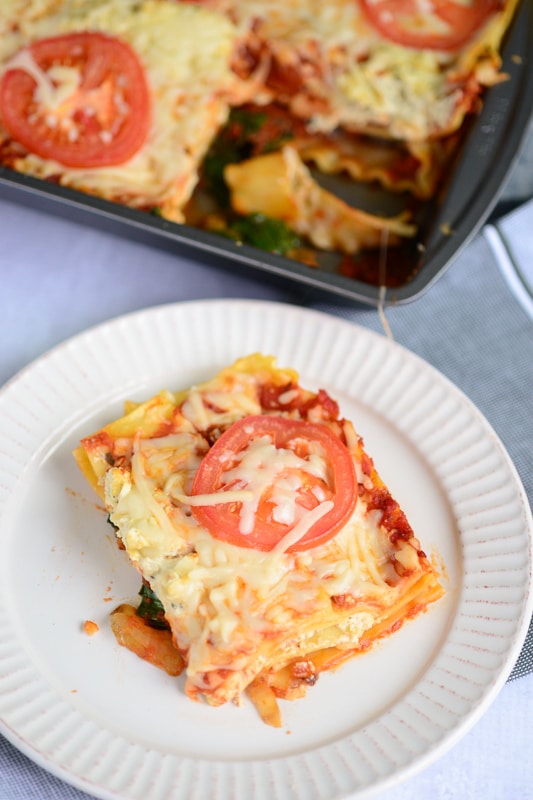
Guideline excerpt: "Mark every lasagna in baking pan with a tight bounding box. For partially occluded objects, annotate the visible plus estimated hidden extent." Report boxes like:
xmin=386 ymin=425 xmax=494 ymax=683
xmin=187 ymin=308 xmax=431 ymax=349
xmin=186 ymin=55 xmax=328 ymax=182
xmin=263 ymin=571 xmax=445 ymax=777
xmin=0 ymin=0 xmax=520 ymax=280
xmin=74 ymin=354 xmax=444 ymax=726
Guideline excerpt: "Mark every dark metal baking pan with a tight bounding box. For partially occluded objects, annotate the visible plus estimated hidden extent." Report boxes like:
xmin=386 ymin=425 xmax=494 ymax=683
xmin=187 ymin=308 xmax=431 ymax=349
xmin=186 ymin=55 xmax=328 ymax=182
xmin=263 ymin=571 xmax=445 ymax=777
xmin=1 ymin=1 xmax=532 ymax=307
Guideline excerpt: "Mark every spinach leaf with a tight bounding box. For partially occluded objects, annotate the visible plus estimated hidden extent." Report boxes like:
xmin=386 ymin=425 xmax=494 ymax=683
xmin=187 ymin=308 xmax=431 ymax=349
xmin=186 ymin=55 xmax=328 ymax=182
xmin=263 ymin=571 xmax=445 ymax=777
xmin=226 ymin=213 xmax=301 ymax=255
xmin=202 ymin=108 xmax=269 ymax=206
xmin=136 ymin=582 xmax=169 ymax=630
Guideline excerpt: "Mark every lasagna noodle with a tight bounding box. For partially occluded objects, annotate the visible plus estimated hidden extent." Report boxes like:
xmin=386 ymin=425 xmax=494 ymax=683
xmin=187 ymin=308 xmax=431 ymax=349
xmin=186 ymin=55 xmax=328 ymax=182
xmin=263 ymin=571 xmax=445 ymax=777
xmin=224 ymin=145 xmax=416 ymax=253
xmin=295 ymin=134 xmax=461 ymax=200
xmin=75 ymin=354 xmax=444 ymax=719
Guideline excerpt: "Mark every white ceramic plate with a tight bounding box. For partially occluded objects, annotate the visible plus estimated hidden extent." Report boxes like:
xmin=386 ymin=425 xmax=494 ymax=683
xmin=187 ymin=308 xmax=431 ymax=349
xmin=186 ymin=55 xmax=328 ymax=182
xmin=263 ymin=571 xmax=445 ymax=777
xmin=0 ymin=299 xmax=531 ymax=800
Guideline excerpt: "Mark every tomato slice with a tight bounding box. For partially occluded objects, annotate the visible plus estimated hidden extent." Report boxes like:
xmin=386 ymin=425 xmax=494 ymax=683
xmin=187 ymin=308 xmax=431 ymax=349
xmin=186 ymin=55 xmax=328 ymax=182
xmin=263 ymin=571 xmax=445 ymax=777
xmin=0 ymin=32 xmax=150 ymax=168
xmin=190 ymin=415 xmax=358 ymax=552
xmin=360 ymin=0 xmax=503 ymax=51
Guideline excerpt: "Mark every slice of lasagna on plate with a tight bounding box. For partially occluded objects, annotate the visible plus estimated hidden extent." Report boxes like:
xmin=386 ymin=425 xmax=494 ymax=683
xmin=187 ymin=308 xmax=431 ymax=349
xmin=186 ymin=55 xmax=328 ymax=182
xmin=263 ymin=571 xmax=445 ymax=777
xmin=74 ymin=354 xmax=444 ymax=727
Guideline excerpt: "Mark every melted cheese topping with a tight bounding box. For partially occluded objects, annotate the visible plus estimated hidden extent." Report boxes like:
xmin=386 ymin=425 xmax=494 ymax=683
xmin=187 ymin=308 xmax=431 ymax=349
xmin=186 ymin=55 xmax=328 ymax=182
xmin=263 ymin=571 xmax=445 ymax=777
xmin=336 ymin=42 xmax=460 ymax=139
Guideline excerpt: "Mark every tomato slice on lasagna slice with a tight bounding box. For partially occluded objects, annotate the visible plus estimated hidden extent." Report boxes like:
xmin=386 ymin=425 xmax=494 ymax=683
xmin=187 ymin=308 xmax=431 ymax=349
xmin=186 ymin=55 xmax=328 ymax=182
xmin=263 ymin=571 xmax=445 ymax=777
xmin=74 ymin=354 xmax=444 ymax=726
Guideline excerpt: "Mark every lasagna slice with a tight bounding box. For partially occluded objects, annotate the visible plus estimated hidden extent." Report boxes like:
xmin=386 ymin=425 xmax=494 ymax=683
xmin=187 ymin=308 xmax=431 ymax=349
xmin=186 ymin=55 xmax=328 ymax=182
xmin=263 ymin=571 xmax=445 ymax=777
xmin=74 ymin=354 xmax=444 ymax=726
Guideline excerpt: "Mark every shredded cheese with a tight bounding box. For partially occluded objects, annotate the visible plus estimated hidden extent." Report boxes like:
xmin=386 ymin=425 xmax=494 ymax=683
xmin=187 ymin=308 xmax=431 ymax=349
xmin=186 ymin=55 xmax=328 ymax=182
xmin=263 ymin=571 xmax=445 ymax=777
xmin=5 ymin=49 xmax=82 ymax=111
xmin=271 ymin=500 xmax=334 ymax=554
xmin=175 ymin=489 xmax=255 ymax=506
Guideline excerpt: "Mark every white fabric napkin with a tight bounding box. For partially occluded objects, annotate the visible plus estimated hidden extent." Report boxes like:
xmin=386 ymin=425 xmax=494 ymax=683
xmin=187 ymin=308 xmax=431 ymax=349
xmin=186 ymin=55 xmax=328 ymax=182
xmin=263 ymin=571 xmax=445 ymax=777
xmin=485 ymin=200 xmax=533 ymax=320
